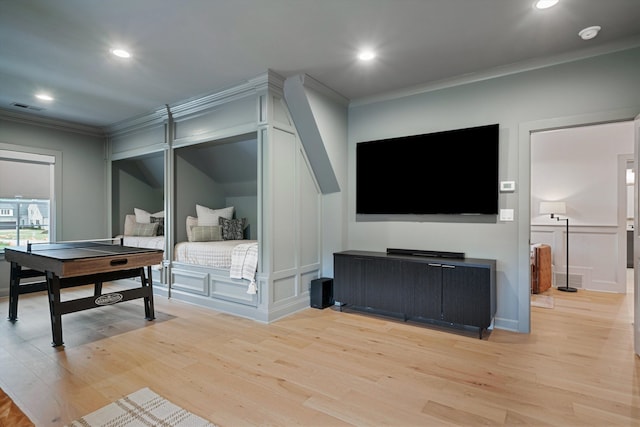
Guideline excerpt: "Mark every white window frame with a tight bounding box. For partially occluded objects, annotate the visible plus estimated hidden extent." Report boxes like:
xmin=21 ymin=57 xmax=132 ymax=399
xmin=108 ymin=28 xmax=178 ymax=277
xmin=0 ymin=143 xmax=62 ymax=255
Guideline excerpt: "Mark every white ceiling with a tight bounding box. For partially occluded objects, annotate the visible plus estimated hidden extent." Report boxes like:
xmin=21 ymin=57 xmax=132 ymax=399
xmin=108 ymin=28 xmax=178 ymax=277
xmin=1 ymin=0 xmax=640 ymax=129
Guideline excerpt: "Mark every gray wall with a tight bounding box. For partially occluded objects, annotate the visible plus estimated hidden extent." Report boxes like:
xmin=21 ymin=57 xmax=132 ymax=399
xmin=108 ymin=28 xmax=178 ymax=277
xmin=346 ymin=47 xmax=640 ymax=333
xmin=301 ymin=84 xmax=349 ymax=278
xmin=112 ymin=167 xmax=164 ymax=235
xmin=0 ymin=118 xmax=107 ymax=296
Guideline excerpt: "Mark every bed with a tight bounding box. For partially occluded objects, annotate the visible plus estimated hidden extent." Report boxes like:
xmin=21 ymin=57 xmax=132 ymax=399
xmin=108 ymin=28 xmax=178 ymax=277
xmin=117 ymin=211 xmax=166 ymax=274
xmin=118 ymin=206 xmax=259 ymax=295
xmin=120 ymin=212 xmax=165 ymax=247
xmin=174 ymin=238 xmax=259 ymax=294
xmin=173 ymin=206 xmax=259 ymax=294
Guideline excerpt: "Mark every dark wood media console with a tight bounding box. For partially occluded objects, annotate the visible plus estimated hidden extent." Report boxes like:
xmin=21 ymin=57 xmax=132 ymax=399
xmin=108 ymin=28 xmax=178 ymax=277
xmin=333 ymin=250 xmax=496 ymax=338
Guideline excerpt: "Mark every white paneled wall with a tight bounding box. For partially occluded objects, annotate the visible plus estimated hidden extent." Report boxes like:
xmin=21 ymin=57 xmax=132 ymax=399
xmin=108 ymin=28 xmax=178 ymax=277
xmin=531 ymin=225 xmax=622 ymax=292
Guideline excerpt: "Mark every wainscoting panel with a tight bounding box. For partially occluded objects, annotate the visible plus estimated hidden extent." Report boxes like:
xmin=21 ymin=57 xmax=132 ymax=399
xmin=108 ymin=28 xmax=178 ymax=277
xmin=531 ymin=224 xmax=625 ymax=293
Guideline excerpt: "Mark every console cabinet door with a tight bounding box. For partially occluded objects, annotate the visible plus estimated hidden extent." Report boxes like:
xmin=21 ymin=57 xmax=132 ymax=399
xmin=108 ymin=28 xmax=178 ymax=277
xmin=403 ymin=262 xmax=442 ymax=320
xmin=441 ymin=265 xmax=491 ymax=328
xmin=334 ymin=254 xmax=405 ymax=315
xmin=333 ymin=254 xmax=365 ymax=306
xmin=363 ymin=258 xmax=404 ymax=314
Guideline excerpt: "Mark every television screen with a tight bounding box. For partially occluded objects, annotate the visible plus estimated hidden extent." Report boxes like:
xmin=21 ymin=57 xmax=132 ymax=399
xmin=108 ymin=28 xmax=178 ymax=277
xmin=356 ymin=123 xmax=499 ymax=215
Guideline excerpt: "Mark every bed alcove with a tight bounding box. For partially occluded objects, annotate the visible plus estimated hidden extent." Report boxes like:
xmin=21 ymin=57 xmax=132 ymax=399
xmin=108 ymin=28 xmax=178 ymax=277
xmin=107 ymin=71 xmax=325 ymax=323
xmin=111 ymin=151 xmax=165 ymax=236
xmin=111 ymin=150 xmax=167 ymax=284
xmin=169 ymin=133 xmax=260 ymax=310
xmin=173 ymin=133 xmax=258 ymax=244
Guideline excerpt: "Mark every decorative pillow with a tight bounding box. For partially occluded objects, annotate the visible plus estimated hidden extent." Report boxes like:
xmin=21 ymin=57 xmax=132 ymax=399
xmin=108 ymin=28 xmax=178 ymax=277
xmin=186 ymin=215 xmax=198 ymax=242
xmin=219 ymin=217 xmax=246 ymax=240
xmin=131 ymin=222 xmax=158 ymax=237
xmin=150 ymin=216 xmax=164 ymax=236
xmin=190 ymin=225 xmax=223 ymax=242
xmin=134 ymin=208 xmax=164 ymax=224
xmin=196 ymin=204 xmax=234 ymax=227
xmin=123 ymin=214 xmax=137 ymax=236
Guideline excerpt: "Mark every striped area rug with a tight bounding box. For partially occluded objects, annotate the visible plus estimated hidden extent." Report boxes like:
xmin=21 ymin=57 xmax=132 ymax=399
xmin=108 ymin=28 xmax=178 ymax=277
xmin=66 ymin=387 xmax=216 ymax=427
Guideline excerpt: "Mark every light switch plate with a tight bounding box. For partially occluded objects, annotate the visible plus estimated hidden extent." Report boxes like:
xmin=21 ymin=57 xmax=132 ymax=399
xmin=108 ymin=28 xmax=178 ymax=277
xmin=500 ymin=209 xmax=514 ymax=221
xmin=500 ymin=181 xmax=516 ymax=192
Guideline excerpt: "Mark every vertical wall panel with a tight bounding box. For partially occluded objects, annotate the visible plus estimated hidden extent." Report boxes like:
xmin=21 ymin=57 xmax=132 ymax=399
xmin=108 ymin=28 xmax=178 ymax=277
xmin=273 ymin=277 xmax=296 ymax=301
xmin=273 ymin=96 xmax=293 ymax=128
xmin=298 ymin=148 xmax=320 ymax=267
xmin=272 ymin=129 xmax=297 ymax=272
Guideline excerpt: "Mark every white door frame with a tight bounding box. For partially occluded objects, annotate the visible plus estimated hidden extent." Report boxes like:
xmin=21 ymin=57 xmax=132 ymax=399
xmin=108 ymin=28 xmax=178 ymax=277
xmin=633 ymin=113 xmax=640 ymax=357
xmin=520 ymin=108 xmax=639 ymax=335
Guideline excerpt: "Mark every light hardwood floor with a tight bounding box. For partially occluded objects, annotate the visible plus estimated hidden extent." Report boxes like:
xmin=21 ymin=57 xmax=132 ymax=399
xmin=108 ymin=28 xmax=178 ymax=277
xmin=0 ymin=279 xmax=638 ymax=426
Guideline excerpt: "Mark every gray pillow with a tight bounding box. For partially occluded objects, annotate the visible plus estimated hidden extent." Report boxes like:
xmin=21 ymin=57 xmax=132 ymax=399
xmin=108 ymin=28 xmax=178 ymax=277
xmin=190 ymin=225 xmax=223 ymax=242
xmin=219 ymin=217 xmax=246 ymax=240
xmin=132 ymin=222 xmax=158 ymax=237
xmin=150 ymin=216 xmax=164 ymax=236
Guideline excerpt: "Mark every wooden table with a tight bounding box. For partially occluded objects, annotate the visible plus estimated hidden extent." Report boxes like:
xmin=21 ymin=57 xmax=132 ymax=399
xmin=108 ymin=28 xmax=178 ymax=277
xmin=5 ymin=240 xmax=163 ymax=347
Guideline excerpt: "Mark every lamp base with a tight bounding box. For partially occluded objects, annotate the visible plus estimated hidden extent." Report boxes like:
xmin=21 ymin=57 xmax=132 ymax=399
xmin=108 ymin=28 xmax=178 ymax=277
xmin=557 ymin=286 xmax=577 ymax=293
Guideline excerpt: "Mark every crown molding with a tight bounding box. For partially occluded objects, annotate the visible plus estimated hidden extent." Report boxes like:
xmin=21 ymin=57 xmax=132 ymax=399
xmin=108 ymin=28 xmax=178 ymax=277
xmin=169 ymin=72 xmax=272 ymax=120
xmin=106 ymin=106 xmax=169 ymax=137
xmin=350 ymin=37 xmax=640 ymax=108
xmin=296 ymin=74 xmax=349 ymax=106
xmin=0 ymin=108 xmax=105 ymax=137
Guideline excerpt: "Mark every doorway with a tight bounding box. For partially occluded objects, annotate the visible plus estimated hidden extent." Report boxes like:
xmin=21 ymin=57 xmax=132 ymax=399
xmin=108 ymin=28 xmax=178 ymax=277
xmin=530 ymin=121 xmax=634 ymax=295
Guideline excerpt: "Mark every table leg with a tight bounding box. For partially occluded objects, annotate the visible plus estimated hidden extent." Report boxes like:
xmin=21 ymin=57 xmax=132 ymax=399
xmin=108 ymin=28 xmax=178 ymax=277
xmin=8 ymin=262 xmax=20 ymax=321
xmin=94 ymin=281 xmax=103 ymax=296
xmin=142 ymin=266 xmax=155 ymax=320
xmin=46 ymin=272 xmax=64 ymax=347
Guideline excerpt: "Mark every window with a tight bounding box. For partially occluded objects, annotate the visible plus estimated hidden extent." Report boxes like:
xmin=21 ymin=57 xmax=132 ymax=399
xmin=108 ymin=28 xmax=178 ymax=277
xmin=0 ymin=146 xmax=57 ymax=252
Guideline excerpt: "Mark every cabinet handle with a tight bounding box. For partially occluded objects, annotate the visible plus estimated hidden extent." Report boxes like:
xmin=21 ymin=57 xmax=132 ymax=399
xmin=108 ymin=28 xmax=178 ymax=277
xmin=428 ymin=263 xmax=442 ymax=267
xmin=442 ymin=265 xmax=455 ymax=269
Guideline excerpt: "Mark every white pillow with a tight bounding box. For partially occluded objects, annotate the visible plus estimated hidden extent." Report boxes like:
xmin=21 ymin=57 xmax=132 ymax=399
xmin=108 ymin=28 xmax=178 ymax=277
xmin=186 ymin=215 xmax=198 ymax=242
xmin=123 ymin=214 xmax=137 ymax=236
xmin=195 ymin=204 xmax=234 ymax=227
xmin=134 ymin=208 xmax=164 ymax=224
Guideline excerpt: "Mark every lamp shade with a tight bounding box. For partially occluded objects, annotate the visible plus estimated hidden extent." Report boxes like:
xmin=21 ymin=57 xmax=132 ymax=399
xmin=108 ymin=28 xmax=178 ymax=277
xmin=539 ymin=201 xmax=566 ymax=215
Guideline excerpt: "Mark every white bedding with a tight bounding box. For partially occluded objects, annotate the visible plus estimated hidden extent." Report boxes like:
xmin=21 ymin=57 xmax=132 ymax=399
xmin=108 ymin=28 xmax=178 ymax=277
xmin=113 ymin=235 xmax=165 ymax=271
xmin=229 ymin=241 xmax=259 ymax=294
xmin=120 ymin=235 xmax=165 ymax=251
xmin=174 ymin=239 xmax=258 ymax=270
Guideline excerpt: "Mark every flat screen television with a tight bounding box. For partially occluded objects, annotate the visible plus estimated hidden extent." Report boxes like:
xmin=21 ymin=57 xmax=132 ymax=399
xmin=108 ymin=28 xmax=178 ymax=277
xmin=356 ymin=123 xmax=499 ymax=215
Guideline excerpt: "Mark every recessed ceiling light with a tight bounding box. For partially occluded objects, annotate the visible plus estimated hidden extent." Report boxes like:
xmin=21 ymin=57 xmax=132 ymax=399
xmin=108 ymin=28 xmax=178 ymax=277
xmin=358 ymin=49 xmax=376 ymax=61
xmin=111 ymin=48 xmax=131 ymax=58
xmin=578 ymin=25 xmax=601 ymax=40
xmin=534 ymin=0 xmax=559 ymax=10
xmin=35 ymin=93 xmax=54 ymax=101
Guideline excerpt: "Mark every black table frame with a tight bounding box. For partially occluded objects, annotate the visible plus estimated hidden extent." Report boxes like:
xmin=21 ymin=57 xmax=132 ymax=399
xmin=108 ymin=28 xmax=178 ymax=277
xmin=7 ymin=258 xmax=155 ymax=347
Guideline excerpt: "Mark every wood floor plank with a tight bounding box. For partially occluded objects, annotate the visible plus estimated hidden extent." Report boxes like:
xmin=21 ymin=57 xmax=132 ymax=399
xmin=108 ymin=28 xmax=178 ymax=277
xmin=0 ymin=281 xmax=639 ymax=426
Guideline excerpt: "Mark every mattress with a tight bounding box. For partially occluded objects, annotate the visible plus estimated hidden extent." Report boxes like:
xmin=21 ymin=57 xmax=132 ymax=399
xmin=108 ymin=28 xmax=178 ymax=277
xmin=174 ymin=240 xmax=258 ymax=269
xmin=120 ymin=235 xmax=165 ymax=251
xmin=114 ymin=235 xmax=165 ymax=271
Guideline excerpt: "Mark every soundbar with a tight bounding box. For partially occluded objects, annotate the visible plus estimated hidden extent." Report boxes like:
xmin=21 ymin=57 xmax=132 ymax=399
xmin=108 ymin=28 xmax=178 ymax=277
xmin=386 ymin=248 xmax=465 ymax=259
